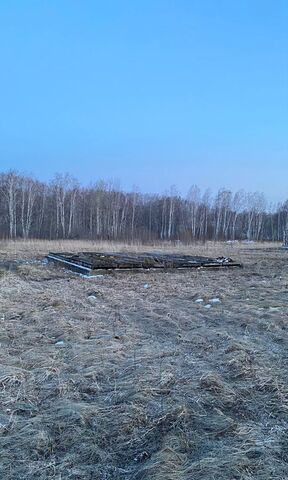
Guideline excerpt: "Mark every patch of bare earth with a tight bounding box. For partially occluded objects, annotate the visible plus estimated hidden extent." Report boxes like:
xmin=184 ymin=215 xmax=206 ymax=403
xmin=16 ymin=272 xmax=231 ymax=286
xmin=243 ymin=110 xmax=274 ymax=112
xmin=0 ymin=241 xmax=287 ymax=479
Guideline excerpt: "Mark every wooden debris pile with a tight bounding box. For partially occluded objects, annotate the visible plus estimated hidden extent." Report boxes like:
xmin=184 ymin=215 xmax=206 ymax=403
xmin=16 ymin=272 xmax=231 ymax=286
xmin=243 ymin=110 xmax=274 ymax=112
xmin=47 ymin=252 xmax=242 ymax=274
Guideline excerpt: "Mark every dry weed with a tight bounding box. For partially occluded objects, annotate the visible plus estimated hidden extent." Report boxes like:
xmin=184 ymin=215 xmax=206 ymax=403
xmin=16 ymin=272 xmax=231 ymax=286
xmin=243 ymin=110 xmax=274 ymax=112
xmin=0 ymin=241 xmax=287 ymax=479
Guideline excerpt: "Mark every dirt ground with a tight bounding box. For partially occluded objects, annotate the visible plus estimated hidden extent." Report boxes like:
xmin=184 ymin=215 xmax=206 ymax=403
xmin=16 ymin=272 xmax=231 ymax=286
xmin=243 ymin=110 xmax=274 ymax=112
xmin=0 ymin=240 xmax=287 ymax=479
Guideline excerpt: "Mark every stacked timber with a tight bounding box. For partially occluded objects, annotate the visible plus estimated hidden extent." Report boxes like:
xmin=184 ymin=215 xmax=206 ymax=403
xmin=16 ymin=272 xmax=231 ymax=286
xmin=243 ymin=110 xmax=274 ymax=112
xmin=47 ymin=252 xmax=242 ymax=274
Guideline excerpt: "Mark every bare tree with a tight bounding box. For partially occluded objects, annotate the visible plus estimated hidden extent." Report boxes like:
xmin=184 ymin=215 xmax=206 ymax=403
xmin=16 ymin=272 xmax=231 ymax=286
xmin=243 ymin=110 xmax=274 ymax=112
xmin=231 ymin=190 xmax=245 ymax=240
xmin=0 ymin=170 xmax=286 ymax=243
xmin=187 ymin=185 xmax=200 ymax=239
xmin=20 ymin=175 xmax=38 ymax=239
xmin=0 ymin=171 xmax=19 ymax=239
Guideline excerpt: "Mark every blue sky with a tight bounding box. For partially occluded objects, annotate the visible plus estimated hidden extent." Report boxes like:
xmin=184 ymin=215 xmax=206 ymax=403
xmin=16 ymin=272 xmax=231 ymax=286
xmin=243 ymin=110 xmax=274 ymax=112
xmin=0 ymin=0 xmax=287 ymax=201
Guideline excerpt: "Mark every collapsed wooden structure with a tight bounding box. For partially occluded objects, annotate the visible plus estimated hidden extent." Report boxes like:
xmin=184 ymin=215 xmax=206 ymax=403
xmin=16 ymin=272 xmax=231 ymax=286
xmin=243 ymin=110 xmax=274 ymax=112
xmin=47 ymin=252 xmax=242 ymax=274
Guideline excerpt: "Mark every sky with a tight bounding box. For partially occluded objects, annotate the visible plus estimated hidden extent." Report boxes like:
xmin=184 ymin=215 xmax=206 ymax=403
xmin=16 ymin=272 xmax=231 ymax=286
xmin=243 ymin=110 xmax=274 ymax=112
xmin=0 ymin=0 xmax=287 ymax=202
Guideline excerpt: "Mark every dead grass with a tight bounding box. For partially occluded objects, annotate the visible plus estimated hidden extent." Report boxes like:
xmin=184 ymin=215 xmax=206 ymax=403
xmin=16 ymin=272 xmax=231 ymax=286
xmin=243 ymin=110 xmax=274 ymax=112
xmin=0 ymin=238 xmax=282 ymax=262
xmin=0 ymin=240 xmax=287 ymax=479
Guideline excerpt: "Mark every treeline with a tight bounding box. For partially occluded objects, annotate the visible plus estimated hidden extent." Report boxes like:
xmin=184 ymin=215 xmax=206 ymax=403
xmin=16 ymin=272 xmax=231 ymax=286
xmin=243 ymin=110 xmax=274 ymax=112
xmin=0 ymin=170 xmax=287 ymax=242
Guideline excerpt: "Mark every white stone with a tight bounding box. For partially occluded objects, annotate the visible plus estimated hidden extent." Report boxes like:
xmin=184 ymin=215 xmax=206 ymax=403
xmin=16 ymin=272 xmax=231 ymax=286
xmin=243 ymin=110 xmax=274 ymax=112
xmin=210 ymin=298 xmax=221 ymax=304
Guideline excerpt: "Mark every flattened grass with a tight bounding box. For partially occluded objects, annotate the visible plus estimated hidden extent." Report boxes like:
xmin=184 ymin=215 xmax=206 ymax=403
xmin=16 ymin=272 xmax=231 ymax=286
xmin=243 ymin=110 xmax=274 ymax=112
xmin=0 ymin=241 xmax=287 ymax=479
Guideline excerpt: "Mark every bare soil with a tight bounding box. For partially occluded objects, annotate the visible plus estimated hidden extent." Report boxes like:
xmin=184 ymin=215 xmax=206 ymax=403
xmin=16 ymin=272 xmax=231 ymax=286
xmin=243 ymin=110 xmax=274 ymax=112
xmin=0 ymin=241 xmax=287 ymax=479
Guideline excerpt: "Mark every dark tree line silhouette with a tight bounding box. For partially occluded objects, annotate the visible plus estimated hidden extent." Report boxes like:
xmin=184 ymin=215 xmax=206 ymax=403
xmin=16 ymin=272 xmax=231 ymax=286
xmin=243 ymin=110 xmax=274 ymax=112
xmin=0 ymin=170 xmax=287 ymax=242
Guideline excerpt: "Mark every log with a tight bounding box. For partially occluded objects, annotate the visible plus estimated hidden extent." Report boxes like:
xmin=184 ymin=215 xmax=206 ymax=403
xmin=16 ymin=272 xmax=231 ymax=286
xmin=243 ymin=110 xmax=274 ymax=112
xmin=47 ymin=252 xmax=242 ymax=273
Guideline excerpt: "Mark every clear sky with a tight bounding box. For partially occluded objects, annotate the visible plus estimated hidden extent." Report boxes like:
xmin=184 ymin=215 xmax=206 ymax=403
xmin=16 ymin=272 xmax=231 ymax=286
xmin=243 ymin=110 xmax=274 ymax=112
xmin=0 ymin=0 xmax=287 ymax=202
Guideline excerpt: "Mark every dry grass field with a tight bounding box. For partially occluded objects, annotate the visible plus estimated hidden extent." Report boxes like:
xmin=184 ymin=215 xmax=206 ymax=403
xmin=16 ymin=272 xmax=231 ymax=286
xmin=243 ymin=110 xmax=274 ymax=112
xmin=0 ymin=240 xmax=287 ymax=479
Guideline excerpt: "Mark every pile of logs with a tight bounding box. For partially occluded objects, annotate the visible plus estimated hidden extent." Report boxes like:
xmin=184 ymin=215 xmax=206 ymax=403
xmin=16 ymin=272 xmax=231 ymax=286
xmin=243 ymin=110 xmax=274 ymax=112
xmin=47 ymin=251 xmax=242 ymax=274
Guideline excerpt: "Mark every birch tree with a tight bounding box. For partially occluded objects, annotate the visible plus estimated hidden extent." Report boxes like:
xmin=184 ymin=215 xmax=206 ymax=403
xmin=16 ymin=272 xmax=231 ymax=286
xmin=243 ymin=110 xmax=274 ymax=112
xmin=20 ymin=176 xmax=38 ymax=239
xmin=0 ymin=171 xmax=19 ymax=239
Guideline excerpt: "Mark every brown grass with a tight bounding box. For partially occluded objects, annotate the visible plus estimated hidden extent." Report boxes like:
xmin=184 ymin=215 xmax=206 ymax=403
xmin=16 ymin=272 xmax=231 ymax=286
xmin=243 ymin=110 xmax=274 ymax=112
xmin=0 ymin=240 xmax=287 ymax=479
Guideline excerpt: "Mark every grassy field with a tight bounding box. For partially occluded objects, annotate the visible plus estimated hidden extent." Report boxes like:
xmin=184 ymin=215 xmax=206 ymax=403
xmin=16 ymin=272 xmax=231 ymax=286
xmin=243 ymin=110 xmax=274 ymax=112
xmin=0 ymin=240 xmax=287 ymax=479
